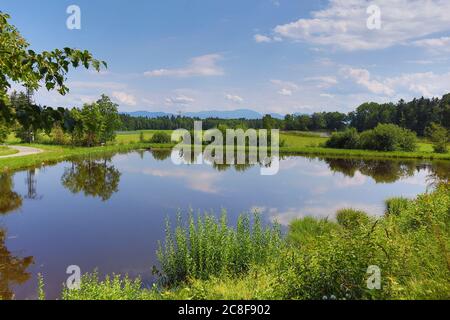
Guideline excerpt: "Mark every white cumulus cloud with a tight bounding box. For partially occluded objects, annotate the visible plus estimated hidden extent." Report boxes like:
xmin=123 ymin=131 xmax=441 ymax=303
xmin=112 ymin=91 xmax=137 ymax=106
xmin=411 ymin=36 xmax=450 ymax=53
xmin=271 ymin=79 xmax=299 ymax=96
xmin=272 ymin=0 xmax=450 ymax=51
xmin=278 ymin=88 xmax=293 ymax=96
xmin=342 ymin=67 xmax=395 ymax=96
xmin=254 ymin=34 xmax=272 ymax=43
xmin=225 ymin=94 xmax=244 ymax=103
xmin=305 ymin=76 xmax=338 ymax=88
xmin=165 ymin=95 xmax=195 ymax=105
xmin=144 ymin=54 xmax=224 ymax=77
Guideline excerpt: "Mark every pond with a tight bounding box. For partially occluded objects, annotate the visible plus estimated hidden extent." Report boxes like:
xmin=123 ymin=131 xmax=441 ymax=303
xmin=0 ymin=149 xmax=448 ymax=299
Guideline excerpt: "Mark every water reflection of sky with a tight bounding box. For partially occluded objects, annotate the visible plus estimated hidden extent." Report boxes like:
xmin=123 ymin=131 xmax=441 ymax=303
xmin=0 ymin=151 xmax=440 ymax=299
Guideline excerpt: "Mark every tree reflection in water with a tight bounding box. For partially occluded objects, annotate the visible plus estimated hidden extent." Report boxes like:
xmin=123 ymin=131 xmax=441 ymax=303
xmin=0 ymin=173 xmax=23 ymax=215
xmin=0 ymin=174 xmax=33 ymax=299
xmin=61 ymin=157 xmax=121 ymax=201
xmin=322 ymin=157 xmax=450 ymax=185
xmin=0 ymin=229 xmax=34 ymax=300
xmin=25 ymin=169 xmax=41 ymax=200
xmin=168 ymin=148 xmax=281 ymax=173
xmin=149 ymin=149 xmax=172 ymax=161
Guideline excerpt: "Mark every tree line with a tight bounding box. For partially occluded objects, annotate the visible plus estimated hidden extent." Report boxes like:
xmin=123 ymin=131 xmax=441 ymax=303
xmin=1 ymin=91 xmax=121 ymax=146
xmin=119 ymin=94 xmax=450 ymax=137
xmin=119 ymin=115 xmax=265 ymax=131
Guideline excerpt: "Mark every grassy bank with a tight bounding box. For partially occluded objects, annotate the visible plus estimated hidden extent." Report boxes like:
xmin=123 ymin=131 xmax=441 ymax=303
xmin=0 ymin=146 xmax=18 ymax=157
xmin=1 ymin=130 xmax=449 ymax=172
xmin=57 ymin=183 xmax=450 ymax=300
xmin=0 ymin=143 xmax=156 ymax=172
xmin=115 ymin=130 xmax=450 ymax=160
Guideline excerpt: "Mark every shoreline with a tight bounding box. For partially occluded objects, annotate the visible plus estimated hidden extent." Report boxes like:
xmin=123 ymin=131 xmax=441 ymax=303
xmin=1 ymin=142 xmax=449 ymax=173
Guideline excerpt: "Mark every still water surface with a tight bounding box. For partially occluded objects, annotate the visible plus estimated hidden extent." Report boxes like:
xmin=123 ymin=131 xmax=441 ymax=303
xmin=0 ymin=149 xmax=448 ymax=299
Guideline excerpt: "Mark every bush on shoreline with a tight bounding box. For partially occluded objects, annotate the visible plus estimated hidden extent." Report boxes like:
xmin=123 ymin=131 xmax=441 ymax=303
xmin=327 ymin=124 xmax=417 ymax=152
xmin=150 ymin=131 xmax=172 ymax=144
xmin=425 ymin=123 xmax=449 ymax=154
xmin=325 ymin=128 xmax=360 ymax=150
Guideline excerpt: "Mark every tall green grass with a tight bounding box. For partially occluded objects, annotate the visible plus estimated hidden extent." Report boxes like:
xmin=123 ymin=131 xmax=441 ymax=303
xmin=0 ymin=146 xmax=18 ymax=157
xmin=156 ymin=211 xmax=282 ymax=285
xmin=385 ymin=197 xmax=410 ymax=216
xmin=61 ymin=271 xmax=158 ymax=300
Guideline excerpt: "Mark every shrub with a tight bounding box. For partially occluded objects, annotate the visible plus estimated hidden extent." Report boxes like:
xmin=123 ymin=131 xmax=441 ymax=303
xmin=425 ymin=123 xmax=449 ymax=153
xmin=278 ymin=184 xmax=450 ymax=300
xmin=326 ymin=128 xmax=360 ymax=149
xmin=150 ymin=131 xmax=171 ymax=144
xmin=359 ymin=124 xmax=417 ymax=152
xmin=165 ymin=266 xmax=280 ymax=300
xmin=51 ymin=124 xmax=68 ymax=145
xmin=336 ymin=209 xmax=370 ymax=230
xmin=385 ymin=197 xmax=410 ymax=216
xmin=62 ymin=271 xmax=157 ymax=300
xmin=37 ymin=274 xmax=45 ymax=300
xmin=276 ymin=226 xmax=389 ymax=300
xmin=288 ymin=217 xmax=339 ymax=246
xmin=156 ymin=211 xmax=282 ymax=285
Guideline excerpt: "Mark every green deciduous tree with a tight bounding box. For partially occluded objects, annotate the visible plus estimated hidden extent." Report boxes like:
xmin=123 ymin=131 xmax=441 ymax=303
xmin=80 ymin=103 xmax=104 ymax=147
xmin=0 ymin=12 xmax=105 ymax=100
xmin=425 ymin=122 xmax=449 ymax=153
xmin=96 ymin=95 xmax=122 ymax=144
xmin=0 ymin=11 xmax=105 ymax=140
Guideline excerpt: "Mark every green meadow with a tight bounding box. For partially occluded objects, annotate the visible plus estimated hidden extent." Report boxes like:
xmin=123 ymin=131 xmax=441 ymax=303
xmin=1 ymin=130 xmax=449 ymax=172
xmin=0 ymin=146 xmax=18 ymax=157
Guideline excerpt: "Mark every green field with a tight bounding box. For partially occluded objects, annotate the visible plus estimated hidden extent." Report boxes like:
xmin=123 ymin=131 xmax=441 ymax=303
xmin=0 ymin=143 xmax=155 ymax=172
xmin=0 ymin=146 xmax=18 ymax=157
xmin=113 ymin=130 xmax=450 ymax=160
xmin=115 ymin=130 xmax=162 ymax=144
xmin=0 ymin=130 xmax=449 ymax=172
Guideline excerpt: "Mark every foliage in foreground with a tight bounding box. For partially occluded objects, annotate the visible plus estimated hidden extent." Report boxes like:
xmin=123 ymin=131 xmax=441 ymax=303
xmin=0 ymin=11 xmax=105 ymax=144
xmin=61 ymin=272 xmax=159 ymax=300
xmin=60 ymin=184 xmax=450 ymax=300
xmin=156 ymin=211 xmax=282 ymax=285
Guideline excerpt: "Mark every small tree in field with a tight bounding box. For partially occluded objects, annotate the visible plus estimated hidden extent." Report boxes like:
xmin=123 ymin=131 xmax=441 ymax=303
xmin=96 ymin=95 xmax=122 ymax=144
xmin=51 ymin=124 xmax=67 ymax=145
xmin=81 ymin=103 xmax=104 ymax=147
xmin=425 ymin=123 xmax=449 ymax=153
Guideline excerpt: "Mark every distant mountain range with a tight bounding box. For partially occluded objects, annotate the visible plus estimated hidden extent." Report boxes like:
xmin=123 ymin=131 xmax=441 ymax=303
xmin=122 ymin=109 xmax=286 ymax=120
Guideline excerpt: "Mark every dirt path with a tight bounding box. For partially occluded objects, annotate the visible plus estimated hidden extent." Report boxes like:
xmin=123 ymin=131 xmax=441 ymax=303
xmin=0 ymin=145 xmax=43 ymax=159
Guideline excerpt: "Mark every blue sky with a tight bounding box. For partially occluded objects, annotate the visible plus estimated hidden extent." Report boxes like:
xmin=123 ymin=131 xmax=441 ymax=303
xmin=3 ymin=0 xmax=450 ymax=114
